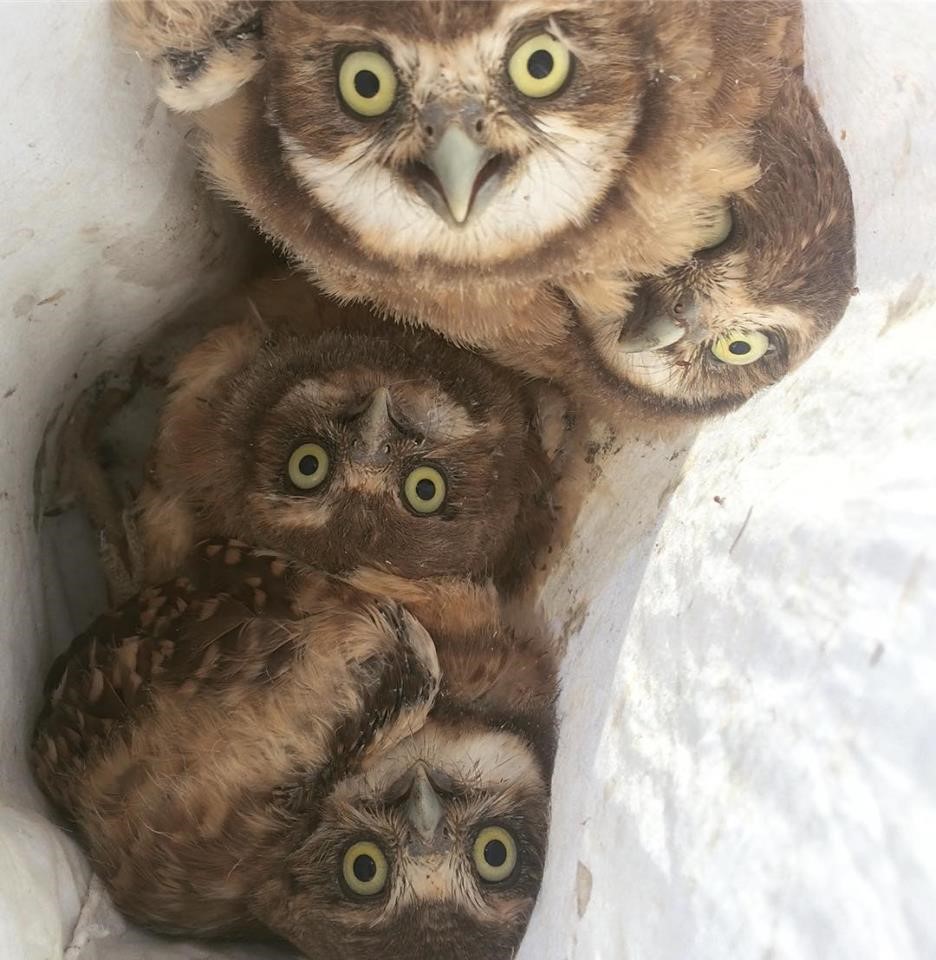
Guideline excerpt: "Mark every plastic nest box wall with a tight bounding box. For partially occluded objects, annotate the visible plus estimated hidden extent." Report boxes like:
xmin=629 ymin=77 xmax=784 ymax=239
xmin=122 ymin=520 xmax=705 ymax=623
xmin=1 ymin=3 xmax=934 ymax=959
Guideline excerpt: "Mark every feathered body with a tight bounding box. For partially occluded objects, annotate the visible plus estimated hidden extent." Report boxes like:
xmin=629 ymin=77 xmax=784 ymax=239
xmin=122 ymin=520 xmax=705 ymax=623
xmin=112 ymin=0 xmax=857 ymax=415
xmin=33 ymin=539 xmax=557 ymax=959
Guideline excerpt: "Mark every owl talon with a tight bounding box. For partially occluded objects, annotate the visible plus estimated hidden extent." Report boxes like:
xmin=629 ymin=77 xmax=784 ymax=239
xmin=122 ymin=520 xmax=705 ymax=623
xmin=117 ymin=1 xmax=265 ymax=111
xmin=165 ymin=48 xmax=207 ymax=83
xmin=59 ymin=383 xmax=147 ymax=604
xmin=357 ymin=603 xmax=441 ymax=764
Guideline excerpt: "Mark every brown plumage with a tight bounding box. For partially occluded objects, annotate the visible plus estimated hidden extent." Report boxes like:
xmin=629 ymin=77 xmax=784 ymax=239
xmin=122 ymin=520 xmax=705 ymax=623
xmin=114 ymin=1 xmax=834 ymax=415
xmin=563 ymin=74 xmax=857 ymax=415
xmin=33 ymin=538 xmax=558 ymax=959
xmin=130 ymin=276 xmax=557 ymax=592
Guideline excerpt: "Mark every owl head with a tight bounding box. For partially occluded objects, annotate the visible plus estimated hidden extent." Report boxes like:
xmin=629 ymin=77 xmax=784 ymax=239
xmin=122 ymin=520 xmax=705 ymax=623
xmin=258 ymin=721 xmax=549 ymax=959
xmin=125 ymin=1 xmax=791 ymax=276
xmin=257 ymin=0 xmax=658 ymax=267
xmin=576 ymin=76 xmax=856 ymax=414
xmin=148 ymin=318 xmax=553 ymax=585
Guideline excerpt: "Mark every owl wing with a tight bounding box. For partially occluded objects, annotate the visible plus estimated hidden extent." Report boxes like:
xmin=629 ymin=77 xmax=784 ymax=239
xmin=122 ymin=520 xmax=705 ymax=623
xmin=33 ymin=541 xmax=442 ymax=816
xmin=709 ymin=1 xmax=805 ymax=128
xmin=32 ymin=541 xmax=311 ymax=810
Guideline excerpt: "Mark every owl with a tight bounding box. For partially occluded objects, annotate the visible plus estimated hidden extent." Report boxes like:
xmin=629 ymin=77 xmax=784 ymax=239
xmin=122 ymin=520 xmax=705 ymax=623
xmin=115 ymin=0 xmax=816 ymax=413
xmin=557 ymin=73 xmax=857 ymax=415
xmin=33 ymin=538 xmax=558 ymax=958
xmin=104 ymin=279 xmax=558 ymax=596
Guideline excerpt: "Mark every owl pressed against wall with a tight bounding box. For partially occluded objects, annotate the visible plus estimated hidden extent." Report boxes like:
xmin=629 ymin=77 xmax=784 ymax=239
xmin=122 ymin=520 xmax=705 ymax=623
xmin=33 ymin=540 xmax=558 ymax=959
xmin=115 ymin=0 xmax=856 ymax=415
xmin=562 ymin=74 xmax=856 ymax=415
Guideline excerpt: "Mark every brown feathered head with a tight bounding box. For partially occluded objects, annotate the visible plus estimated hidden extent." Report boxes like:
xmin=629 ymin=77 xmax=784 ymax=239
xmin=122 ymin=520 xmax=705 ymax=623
xmin=142 ymin=318 xmax=554 ymax=585
xmin=574 ymin=74 xmax=856 ymax=414
xmin=119 ymin=0 xmax=799 ymax=281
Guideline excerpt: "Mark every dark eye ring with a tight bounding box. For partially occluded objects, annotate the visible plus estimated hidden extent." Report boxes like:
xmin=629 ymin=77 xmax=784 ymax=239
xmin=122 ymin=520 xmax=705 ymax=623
xmin=287 ymin=442 xmax=330 ymax=490
xmin=402 ymin=465 xmax=447 ymax=515
xmin=472 ymin=825 xmax=518 ymax=883
xmin=341 ymin=841 xmax=389 ymax=897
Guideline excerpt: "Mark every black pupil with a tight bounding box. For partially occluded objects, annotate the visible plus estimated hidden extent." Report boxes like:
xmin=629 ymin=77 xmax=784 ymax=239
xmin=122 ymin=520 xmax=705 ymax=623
xmin=415 ymin=477 xmax=436 ymax=501
xmin=298 ymin=454 xmax=319 ymax=476
xmin=728 ymin=340 xmax=752 ymax=356
xmin=353 ymin=854 xmax=377 ymax=883
xmin=354 ymin=69 xmax=380 ymax=99
xmin=527 ymin=49 xmax=554 ymax=79
xmin=484 ymin=839 xmax=508 ymax=868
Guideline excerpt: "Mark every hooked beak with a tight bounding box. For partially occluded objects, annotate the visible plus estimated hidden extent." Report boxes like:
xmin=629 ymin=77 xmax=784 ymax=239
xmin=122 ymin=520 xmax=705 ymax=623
xmin=617 ymin=292 xmax=698 ymax=353
xmin=351 ymin=387 xmax=392 ymax=466
xmin=423 ymin=125 xmax=494 ymax=224
xmin=405 ymin=766 xmax=445 ymax=845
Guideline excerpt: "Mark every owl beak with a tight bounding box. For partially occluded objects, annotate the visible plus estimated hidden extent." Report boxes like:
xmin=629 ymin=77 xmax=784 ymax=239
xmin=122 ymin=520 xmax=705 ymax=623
xmin=352 ymin=387 xmax=392 ymax=465
xmin=617 ymin=311 xmax=689 ymax=353
xmin=617 ymin=292 xmax=698 ymax=353
xmin=424 ymin=125 xmax=495 ymax=224
xmin=405 ymin=765 xmax=445 ymax=845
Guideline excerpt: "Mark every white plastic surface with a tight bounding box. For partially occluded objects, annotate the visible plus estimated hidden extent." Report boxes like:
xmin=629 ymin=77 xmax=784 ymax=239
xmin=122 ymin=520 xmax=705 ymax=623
xmin=1 ymin=3 xmax=934 ymax=959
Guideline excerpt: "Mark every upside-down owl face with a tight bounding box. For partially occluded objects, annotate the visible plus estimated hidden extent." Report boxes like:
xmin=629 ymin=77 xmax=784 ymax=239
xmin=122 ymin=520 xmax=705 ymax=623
xmin=263 ymin=0 xmax=646 ymax=265
xmin=34 ymin=538 xmax=555 ymax=959
xmin=163 ymin=325 xmax=550 ymax=582
xmin=263 ymin=723 xmax=548 ymax=959
xmin=579 ymin=77 xmax=856 ymax=413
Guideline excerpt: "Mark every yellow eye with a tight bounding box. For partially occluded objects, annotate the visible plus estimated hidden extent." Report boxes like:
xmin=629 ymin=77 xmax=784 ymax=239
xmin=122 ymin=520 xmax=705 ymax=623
xmin=472 ymin=826 xmax=518 ymax=883
xmin=508 ymin=33 xmax=571 ymax=99
xmin=342 ymin=841 xmax=389 ymax=897
xmin=403 ymin=465 xmax=447 ymax=515
xmin=287 ymin=443 xmax=330 ymax=490
xmin=337 ymin=50 xmax=397 ymax=117
xmin=711 ymin=331 xmax=770 ymax=366
xmin=696 ymin=205 xmax=733 ymax=252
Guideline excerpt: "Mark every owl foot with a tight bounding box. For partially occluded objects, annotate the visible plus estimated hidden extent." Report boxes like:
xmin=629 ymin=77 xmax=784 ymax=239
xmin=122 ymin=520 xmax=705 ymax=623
xmin=59 ymin=383 xmax=146 ymax=606
xmin=116 ymin=1 xmax=265 ymax=112
xmin=100 ymin=507 xmax=148 ymax=606
xmin=356 ymin=601 xmax=442 ymax=766
xmin=531 ymin=382 xmax=574 ymax=464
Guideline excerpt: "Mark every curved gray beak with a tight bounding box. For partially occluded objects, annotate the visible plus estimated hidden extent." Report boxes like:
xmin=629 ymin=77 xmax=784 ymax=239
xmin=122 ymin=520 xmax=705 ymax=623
xmin=618 ymin=293 xmax=699 ymax=353
xmin=617 ymin=312 xmax=689 ymax=353
xmin=351 ymin=387 xmax=392 ymax=465
xmin=405 ymin=766 xmax=445 ymax=844
xmin=424 ymin=125 xmax=494 ymax=224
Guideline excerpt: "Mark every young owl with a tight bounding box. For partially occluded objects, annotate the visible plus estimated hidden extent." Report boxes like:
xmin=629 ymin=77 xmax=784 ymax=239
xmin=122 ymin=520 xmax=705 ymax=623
xmin=106 ymin=279 xmax=558 ymax=594
xmin=555 ymin=74 xmax=857 ymax=415
xmin=33 ymin=539 xmax=557 ymax=958
xmin=116 ymin=0 xmax=809 ymax=412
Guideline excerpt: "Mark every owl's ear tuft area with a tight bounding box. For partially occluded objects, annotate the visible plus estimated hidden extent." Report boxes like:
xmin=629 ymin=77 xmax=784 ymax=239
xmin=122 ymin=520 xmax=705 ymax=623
xmin=114 ymin=0 xmax=265 ymax=112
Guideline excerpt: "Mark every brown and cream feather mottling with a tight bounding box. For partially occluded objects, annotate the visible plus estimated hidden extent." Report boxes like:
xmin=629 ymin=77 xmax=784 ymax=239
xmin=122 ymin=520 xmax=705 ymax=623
xmin=136 ymin=276 xmax=557 ymax=591
xmin=33 ymin=539 xmax=556 ymax=959
xmin=114 ymin=1 xmax=840 ymax=416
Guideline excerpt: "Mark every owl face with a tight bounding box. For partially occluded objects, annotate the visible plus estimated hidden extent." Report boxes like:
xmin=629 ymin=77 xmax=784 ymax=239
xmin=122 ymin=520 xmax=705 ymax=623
xmin=265 ymin=723 xmax=548 ymax=959
xmin=157 ymin=324 xmax=551 ymax=583
xmin=34 ymin=539 xmax=555 ymax=958
xmin=577 ymin=78 xmax=856 ymax=413
xmin=263 ymin=0 xmax=645 ymax=265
